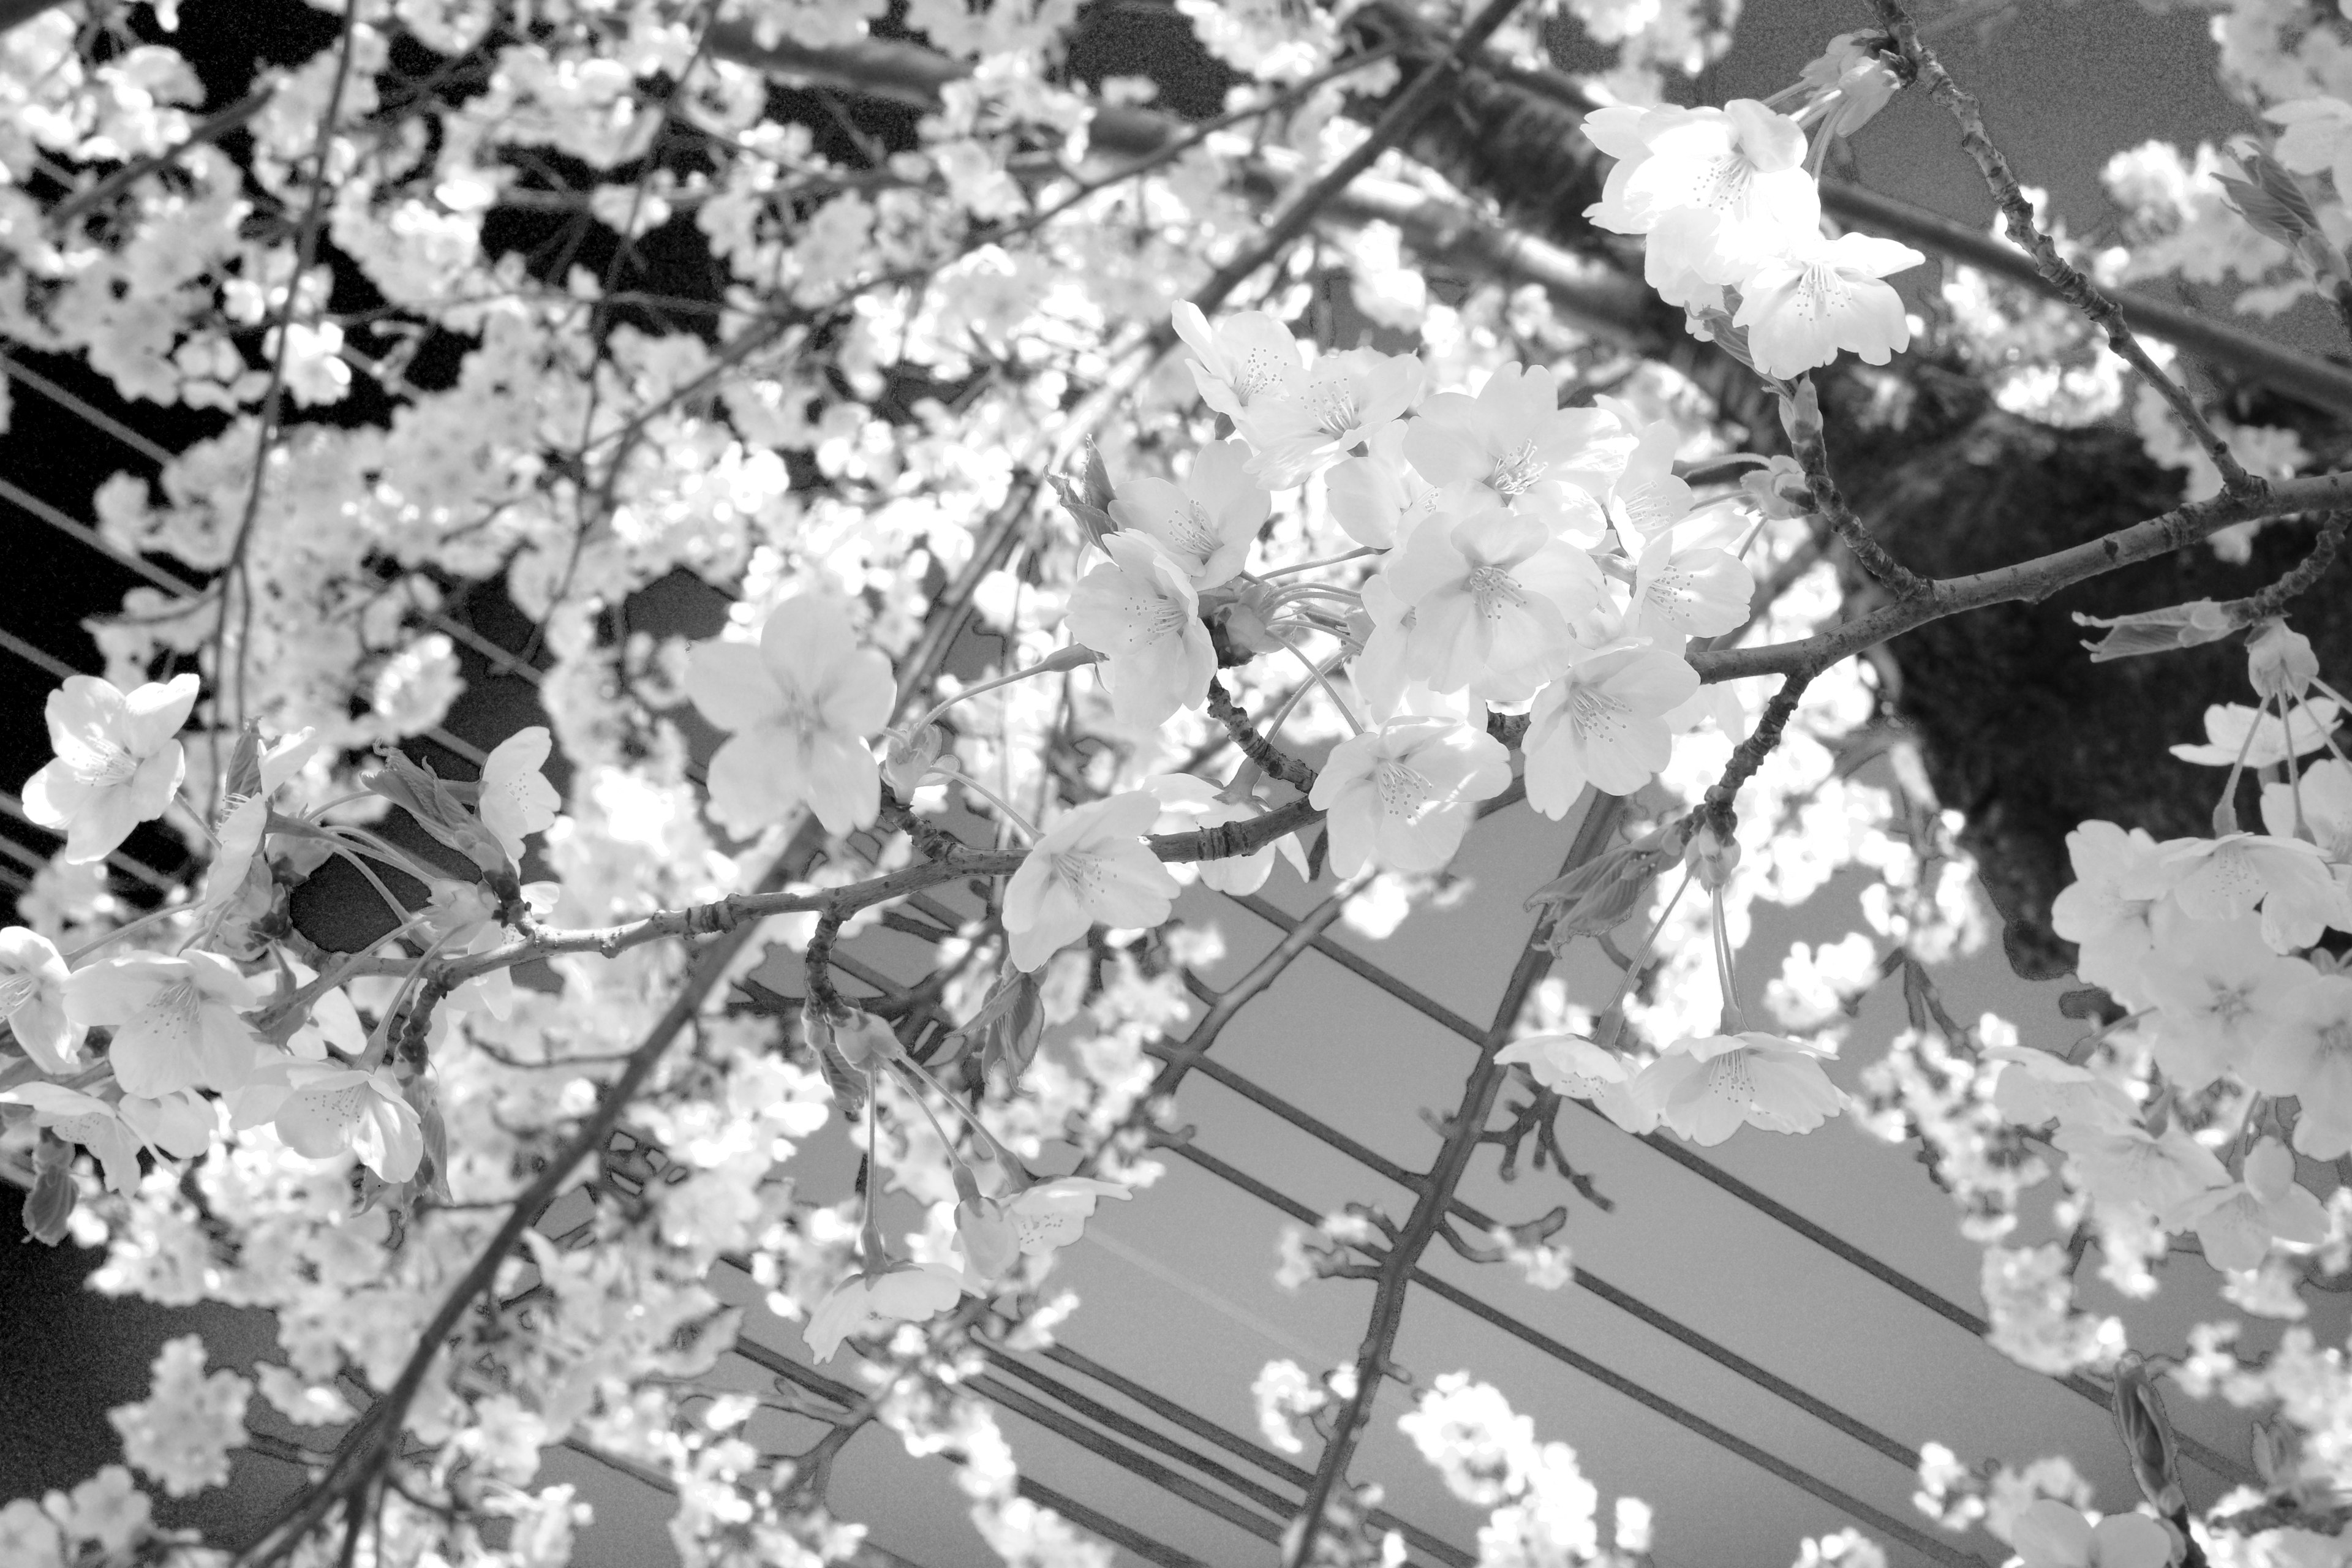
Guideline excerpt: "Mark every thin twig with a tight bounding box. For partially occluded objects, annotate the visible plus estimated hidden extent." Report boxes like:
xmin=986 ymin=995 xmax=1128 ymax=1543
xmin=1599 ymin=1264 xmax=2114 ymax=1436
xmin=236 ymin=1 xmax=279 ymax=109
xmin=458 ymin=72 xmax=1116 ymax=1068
xmin=1874 ymin=0 xmax=2261 ymax=499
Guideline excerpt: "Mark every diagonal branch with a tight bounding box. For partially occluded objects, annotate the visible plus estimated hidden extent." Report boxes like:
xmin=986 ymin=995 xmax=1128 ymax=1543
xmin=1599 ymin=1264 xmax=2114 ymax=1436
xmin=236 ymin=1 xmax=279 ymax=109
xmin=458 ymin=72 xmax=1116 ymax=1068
xmin=1284 ymin=793 xmax=1623 ymax=1566
xmin=1873 ymin=0 xmax=2260 ymax=498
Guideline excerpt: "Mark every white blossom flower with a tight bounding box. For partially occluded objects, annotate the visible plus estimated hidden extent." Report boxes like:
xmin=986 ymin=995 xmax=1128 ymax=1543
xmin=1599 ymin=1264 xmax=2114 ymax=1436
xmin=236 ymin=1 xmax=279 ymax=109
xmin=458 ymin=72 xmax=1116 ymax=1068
xmin=2164 ymin=832 xmax=2352 ymax=951
xmin=2262 ymin=756 xmax=2352 ymax=863
xmin=1627 ymin=524 xmax=1754 ymax=641
xmin=477 ymin=724 xmax=562 ymax=864
xmin=1252 ymin=1360 xmax=1328 ymax=1455
xmin=959 ymin=1175 xmax=1131 ymax=1286
xmin=230 ymin=1063 xmax=423 ymax=1182
xmin=1494 ymin=1031 xmax=1654 ymax=1133
xmin=1732 ymin=232 xmax=1926 ymax=378
xmin=1402 ymin=363 xmax=1621 ymax=540
xmin=1239 ymin=347 xmax=1425 ymax=488
xmin=1170 ymin=303 xmax=1305 ymax=421
xmin=107 ymin=1336 xmax=251 ymax=1498
xmin=2050 ymin=1120 xmax=2229 ymax=1225
xmin=1599 ymin=415 xmax=1695 ymax=545
xmin=1588 ymin=99 xmax=1823 ymax=288
xmin=1520 ymin=646 xmax=1700 ymax=819
xmin=1064 ymin=532 xmax=1218 ymax=728
xmin=1308 ymin=716 xmax=1512 ymax=879
xmin=1109 ymin=440 xmax=1270 ymax=589
xmin=2139 ymin=907 xmax=2314 ymax=1090
xmin=48 ymin=1466 xmax=149 ymax=1554
xmin=2267 ymin=96 xmax=2352 ymax=202
xmin=1384 ymin=497 xmax=1603 ymax=701
xmin=2169 ymin=697 xmax=2340 ymax=767
xmin=1632 ymin=1031 xmax=1845 ymax=1145
xmin=1398 ymin=1375 xmax=1537 ymax=1506
xmin=66 ymin=950 xmax=264 ymax=1098
xmin=1002 ymin=791 xmax=1182 ymax=971
xmin=803 ymin=1262 xmax=963 ymax=1362
xmin=0 ymin=925 xmax=79 ymax=1074
xmin=2009 ymin=1499 xmax=2173 ymax=1568
xmin=20 ymin=674 xmax=200 ymax=865
xmin=2181 ymin=1137 xmax=2329 ymax=1272
xmin=1323 ymin=421 xmax=1441 ymax=551
xmin=2049 ymin=823 xmax=2184 ymax=1004
xmin=684 ymin=596 xmax=895 ymax=837
xmin=0 ymin=1499 xmax=61 ymax=1567
xmin=2245 ymin=974 xmax=2352 ymax=1158
xmin=1477 ymin=1442 xmax=1600 ymax=1564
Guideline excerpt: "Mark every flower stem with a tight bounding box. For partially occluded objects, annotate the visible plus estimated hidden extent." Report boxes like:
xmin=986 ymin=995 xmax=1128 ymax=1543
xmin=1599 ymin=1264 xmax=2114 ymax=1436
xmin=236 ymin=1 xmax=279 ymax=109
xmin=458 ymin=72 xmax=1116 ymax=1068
xmin=910 ymin=645 xmax=1101 ymax=737
xmin=1276 ymin=636 xmax=1365 ymax=735
xmin=63 ymin=903 xmax=184 ymax=967
xmin=934 ymin=771 xmax=1039 ymax=843
xmin=1256 ymin=547 xmax=1379 ymax=581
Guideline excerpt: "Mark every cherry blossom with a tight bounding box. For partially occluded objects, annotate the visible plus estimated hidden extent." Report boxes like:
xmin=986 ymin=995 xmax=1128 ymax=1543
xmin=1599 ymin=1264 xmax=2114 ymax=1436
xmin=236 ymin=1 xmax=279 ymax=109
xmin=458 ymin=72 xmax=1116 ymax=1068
xmin=1324 ymin=421 xmax=1441 ymax=551
xmin=2267 ymin=96 xmax=2352 ymax=202
xmin=1402 ymin=363 xmax=1620 ymax=539
xmin=1596 ymin=414 xmax=1694 ymax=545
xmin=0 ymin=1082 xmax=148 ymax=1194
xmin=1732 ymin=232 xmax=1926 ymax=379
xmin=2244 ymin=974 xmax=2352 ymax=1158
xmin=1627 ymin=522 xmax=1755 ymax=641
xmin=2008 ymin=1500 xmax=2173 ymax=1568
xmin=477 ymin=724 xmax=562 ymax=865
xmin=106 ymin=1336 xmax=251 ymax=1499
xmin=2050 ymin=1120 xmax=2229 ymax=1224
xmin=2168 ymin=698 xmax=2340 ymax=767
xmin=230 ymin=1063 xmax=423 ymax=1182
xmin=1169 ymin=303 xmax=1304 ymax=421
xmin=1631 ymin=1030 xmax=1845 ymax=1145
xmin=1063 ymin=531 xmax=1219 ymax=728
xmin=1238 ymin=346 xmax=1425 ymax=488
xmin=2139 ymin=908 xmax=2315 ymax=1089
xmin=20 ymin=673 xmax=200 ymax=864
xmin=2182 ymin=1137 xmax=2329 ymax=1272
xmin=1494 ymin=1031 xmax=1656 ymax=1134
xmin=0 ymin=924 xmax=79 ymax=1074
xmin=959 ymin=1175 xmax=1131 ymax=1287
xmin=1521 ymin=646 xmax=1702 ymax=819
xmin=2164 ymin=832 xmax=2352 ymax=951
xmin=1107 ymin=439 xmax=1270 ymax=589
xmin=2050 ymin=823 xmax=2183 ymax=1003
xmin=1588 ymin=99 xmax=1824 ymax=290
xmin=1384 ymin=496 xmax=1604 ymax=701
xmin=802 ymin=1261 xmax=963 ymax=1362
xmin=1308 ymin=715 xmax=1512 ymax=880
xmin=684 ymin=595 xmax=896 ymax=837
xmin=66 ymin=949 xmax=265 ymax=1098
xmin=2262 ymin=756 xmax=2352 ymax=862
xmin=1001 ymin=791 xmax=1182 ymax=971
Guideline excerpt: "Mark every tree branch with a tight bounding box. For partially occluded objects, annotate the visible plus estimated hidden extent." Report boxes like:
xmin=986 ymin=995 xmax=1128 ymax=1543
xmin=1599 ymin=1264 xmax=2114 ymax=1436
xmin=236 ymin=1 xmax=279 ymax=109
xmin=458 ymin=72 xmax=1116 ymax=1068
xmin=1874 ymin=0 xmax=2260 ymax=498
xmin=1689 ymin=468 xmax=2352 ymax=684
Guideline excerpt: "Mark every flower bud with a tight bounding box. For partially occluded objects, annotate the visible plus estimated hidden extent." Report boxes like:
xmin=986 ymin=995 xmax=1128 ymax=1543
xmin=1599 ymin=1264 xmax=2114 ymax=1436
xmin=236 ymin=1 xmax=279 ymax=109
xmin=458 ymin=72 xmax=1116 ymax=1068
xmin=2247 ymin=617 xmax=2318 ymax=702
xmin=1526 ymin=842 xmax=1667 ymax=938
xmin=832 ymin=1009 xmax=902 ymax=1070
xmin=1740 ymin=454 xmax=1812 ymax=519
xmin=1685 ymin=824 xmax=1740 ymax=890
xmin=880 ymin=725 xmax=945 ymax=796
xmin=1777 ymin=377 xmax=1823 ymax=445
xmin=1798 ymin=33 xmax=1901 ymax=140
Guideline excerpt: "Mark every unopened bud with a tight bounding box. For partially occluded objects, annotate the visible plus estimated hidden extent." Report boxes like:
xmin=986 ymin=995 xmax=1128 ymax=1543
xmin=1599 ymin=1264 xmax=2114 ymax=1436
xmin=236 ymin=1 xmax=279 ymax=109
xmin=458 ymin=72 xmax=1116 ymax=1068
xmin=1777 ymin=377 xmax=1823 ymax=445
xmin=881 ymin=725 xmax=945 ymax=796
xmin=1686 ymin=824 xmax=1740 ymax=890
xmin=2247 ymin=617 xmax=2319 ymax=702
xmin=1740 ymin=454 xmax=1812 ymax=520
xmin=1798 ymin=33 xmax=1900 ymax=139
xmin=832 ymin=1009 xmax=902 ymax=1070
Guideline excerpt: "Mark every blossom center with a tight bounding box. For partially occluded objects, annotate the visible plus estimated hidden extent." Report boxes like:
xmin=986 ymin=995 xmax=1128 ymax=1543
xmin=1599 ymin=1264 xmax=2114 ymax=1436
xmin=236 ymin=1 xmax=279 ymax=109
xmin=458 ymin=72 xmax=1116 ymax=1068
xmin=1691 ymin=151 xmax=1755 ymax=214
xmin=1308 ymin=381 xmax=1360 ymax=437
xmin=1567 ymin=684 xmax=1628 ymax=741
xmin=1466 ymin=565 xmax=1525 ymax=623
xmin=65 ymin=735 xmax=141 ymax=788
xmin=0 ymin=974 xmax=38 ymax=1015
xmin=1703 ymin=1047 xmax=1755 ymax=1107
xmin=1792 ymin=262 xmax=1854 ymax=323
xmin=1233 ymin=348 xmax=1289 ymax=406
xmin=1169 ymin=502 xmax=1222 ymax=560
xmin=1375 ymin=760 xmax=1434 ymax=823
xmin=1487 ymin=440 xmax=1546 ymax=498
xmin=1050 ymin=850 xmax=1108 ymax=900
xmin=1615 ymin=482 xmax=1678 ymax=535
